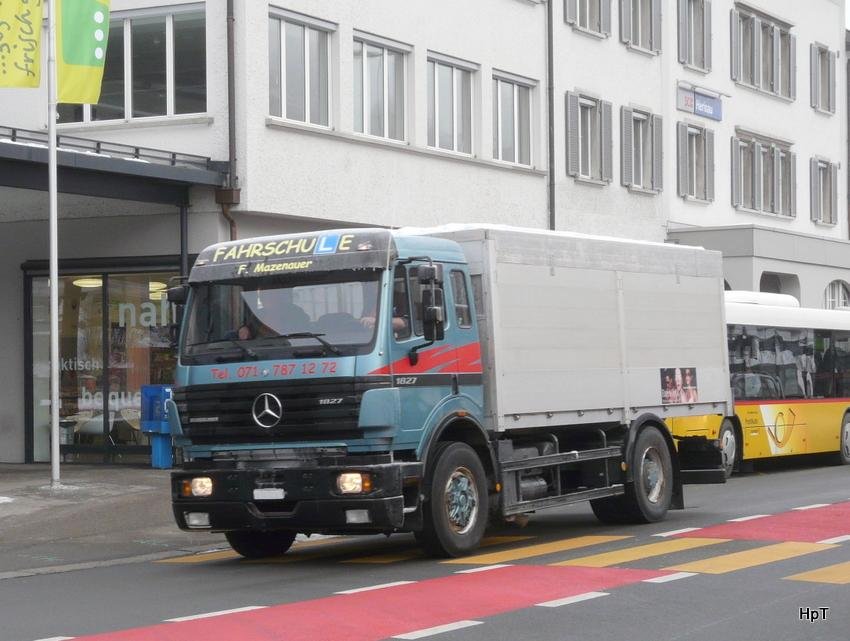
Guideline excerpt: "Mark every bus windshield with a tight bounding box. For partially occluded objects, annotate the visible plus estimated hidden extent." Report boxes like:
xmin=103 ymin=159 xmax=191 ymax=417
xmin=182 ymin=271 xmax=382 ymax=363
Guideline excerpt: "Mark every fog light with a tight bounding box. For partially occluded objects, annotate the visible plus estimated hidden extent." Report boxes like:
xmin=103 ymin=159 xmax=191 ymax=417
xmin=345 ymin=509 xmax=371 ymax=524
xmin=337 ymin=472 xmax=371 ymax=494
xmin=189 ymin=477 xmax=213 ymax=497
xmin=185 ymin=512 xmax=210 ymax=528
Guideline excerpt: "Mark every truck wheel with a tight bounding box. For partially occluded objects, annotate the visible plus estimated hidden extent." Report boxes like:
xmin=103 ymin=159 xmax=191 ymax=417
xmin=416 ymin=442 xmax=489 ymax=558
xmin=225 ymin=530 xmax=296 ymax=559
xmin=838 ymin=414 xmax=850 ymax=465
xmin=718 ymin=419 xmax=738 ymax=478
xmin=624 ymin=425 xmax=673 ymax=523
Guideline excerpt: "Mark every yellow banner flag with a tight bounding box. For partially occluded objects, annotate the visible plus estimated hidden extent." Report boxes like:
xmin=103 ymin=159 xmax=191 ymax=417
xmin=0 ymin=0 xmax=44 ymax=88
xmin=57 ymin=0 xmax=110 ymax=104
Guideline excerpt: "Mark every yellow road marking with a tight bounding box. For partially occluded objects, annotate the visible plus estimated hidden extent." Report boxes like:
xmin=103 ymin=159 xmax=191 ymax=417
xmin=785 ymin=561 xmax=850 ymax=585
xmin=442 ymin=535 xmax=632 ymax=565
xmin=551 ymin=537 xmax=729 ymax=567
xmin=158 ymin=536 xmax=345 ymax=564
xmin=343 ymin=535 xmax=535 ymax=564
xmin=666 ymin=542 xmax=836 ymax=574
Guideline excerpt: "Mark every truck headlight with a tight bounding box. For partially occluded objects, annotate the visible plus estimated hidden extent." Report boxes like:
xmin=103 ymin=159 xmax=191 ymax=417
xmin=337 ymin=472 xmax=372 ymax=494
xmin=180 ymin=477 xmax=213 ymax=497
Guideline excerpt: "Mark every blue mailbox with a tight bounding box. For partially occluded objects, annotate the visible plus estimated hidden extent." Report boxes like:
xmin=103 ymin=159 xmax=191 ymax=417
xmin=141 ymin=384 xmax=173 ymax=469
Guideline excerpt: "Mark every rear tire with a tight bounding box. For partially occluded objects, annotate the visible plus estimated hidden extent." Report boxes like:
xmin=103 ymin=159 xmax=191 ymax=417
xmin=416 ymin=442 xmax=489 ymax=558
xmin=225 ymin=530 xmax=296 ymax=559
xmin=718 ymin=419 xmax=738 ymax=479
xmin=838 ymin=414 xmax=850 ymax=465
xmin=624 ymin=425 xmax=674 ymax=523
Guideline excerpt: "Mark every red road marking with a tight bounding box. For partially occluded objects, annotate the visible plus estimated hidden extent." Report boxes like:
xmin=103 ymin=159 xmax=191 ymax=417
xmin=677 ymin=502 xmax=850 ymax=543
xmin=72 ymin=565 xmax=666 ymax=641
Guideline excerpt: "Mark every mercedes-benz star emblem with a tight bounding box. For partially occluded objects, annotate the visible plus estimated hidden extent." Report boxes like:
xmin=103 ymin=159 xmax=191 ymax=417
xmin=252 ymin=393 xmax=283 ymax=429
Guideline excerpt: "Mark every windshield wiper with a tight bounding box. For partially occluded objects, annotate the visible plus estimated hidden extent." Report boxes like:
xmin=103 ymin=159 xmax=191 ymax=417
xmin=278 ymin=332 xmax=342 ymax=356
xmin=213 ymin=339 xmax=258 ymax=362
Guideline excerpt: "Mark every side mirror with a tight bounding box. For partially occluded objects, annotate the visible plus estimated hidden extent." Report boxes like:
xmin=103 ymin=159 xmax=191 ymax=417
xmin=416 ymin=263 xmax=443 ymax=284
xmin=167 ymin=284 xmax=189 ymax=305
xmin=422 ymin=288 xmax=445 ymax=342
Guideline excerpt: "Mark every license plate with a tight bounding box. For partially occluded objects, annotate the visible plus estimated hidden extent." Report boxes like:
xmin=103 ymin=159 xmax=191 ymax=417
xmin=253 ymin=488 xmax=285 ymax=500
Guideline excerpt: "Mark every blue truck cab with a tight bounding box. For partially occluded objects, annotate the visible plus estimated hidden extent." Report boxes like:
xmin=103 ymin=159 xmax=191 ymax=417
xmin=169 ymin=229 xmax=489 ymax=557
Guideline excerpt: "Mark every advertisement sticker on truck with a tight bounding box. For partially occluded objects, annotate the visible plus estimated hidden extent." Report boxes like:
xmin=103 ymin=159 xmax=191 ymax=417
xmin=660 ymin=367 xmax=699 ymax=404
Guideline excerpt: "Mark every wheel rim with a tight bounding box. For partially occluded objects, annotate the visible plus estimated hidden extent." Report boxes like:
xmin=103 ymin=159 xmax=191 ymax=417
xmin=842 ymin=420 xmax=850 ymax=459
xmin=444 ymin=466 xmax=479 ymax=535
xmin=641 ymin=447 xmax=665 ymax=504
xmin=720 ymin=428 xmax=737 ymax=471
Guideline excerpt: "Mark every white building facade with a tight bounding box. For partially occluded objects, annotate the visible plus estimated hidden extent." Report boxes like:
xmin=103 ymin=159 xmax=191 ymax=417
xmin=0 ymin=0 xmax=847 ymax=463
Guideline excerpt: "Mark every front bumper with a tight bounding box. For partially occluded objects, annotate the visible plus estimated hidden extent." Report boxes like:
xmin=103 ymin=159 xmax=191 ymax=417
xmin=171 ymin=462 xmax=419 ymax=534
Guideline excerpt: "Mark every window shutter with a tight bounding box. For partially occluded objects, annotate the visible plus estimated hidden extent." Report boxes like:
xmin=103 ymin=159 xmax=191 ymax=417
xmin=601 ymin=100 xmax=613 ymax=183
xmin=566 ymin=92 xmax=580 ymax=177
xmin=810 ymin=44 xmax=820 ymax=109
xmin=771 ymin=27 xmax=780 ymax=92
xmin=652 ymin=114 xmax=663 ymax=192
xmin=620 ymin=0 xmax=632 ymax=44
xmin=753 ymin=142 xmax=763 ymax=211
xmin=677 ymin=0 xmax=688 ymax=63
xmin=601 ymin=0 xmax=612 ymax=36
xmin=789 ymin=151 xmax=797 ymax=217
xmin=810 ymin=157 xmax=820 ymax=221
xmin=789 ymin=34 xmax=797 ymax=100
xmin=677 ymin=122 xmax=689 ymax=197
xmin=730 ymin=9 xmax=741 ymax=81
xmin=772 ymin=147 xmax=781 ymax=215
xmin=651 ymin=0 xmax=662 ymax=52
xmin=731 ymin=138 xmax=742 ymax=207
xmin=830 ymin=163 xmax=839 ymax=223
xmin=704 ymin=0 xmax=713 ymax=72
xmin=565 ymin=0 xmax=578 ymax=25
xmin=828 ymin=51 xmax=837 ymax=113
xmin=752 ymin=19 xmax=762 ymax=88
xmin=705 ymin=129 xmax=715 ymax=201
xmin=621 ymin=107 xmax=634 ymax=187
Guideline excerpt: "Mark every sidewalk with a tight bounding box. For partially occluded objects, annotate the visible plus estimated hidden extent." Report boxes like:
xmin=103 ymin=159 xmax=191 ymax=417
xmin=0 ymin=464 xmax=226 ymax=576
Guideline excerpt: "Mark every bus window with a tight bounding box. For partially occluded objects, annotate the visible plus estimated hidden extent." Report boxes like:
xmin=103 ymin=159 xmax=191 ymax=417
xmin=834 ymin=331 xmax=850 ymax=397
xmin=775 ymin=328 xmax=812 ymax=398
xmin=813 ymin=330 xmax=835 ymax=398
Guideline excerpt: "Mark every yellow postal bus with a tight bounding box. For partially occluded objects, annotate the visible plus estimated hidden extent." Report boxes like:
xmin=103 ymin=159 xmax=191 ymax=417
xmin=670 ymin=292 xmax=850 ymax=477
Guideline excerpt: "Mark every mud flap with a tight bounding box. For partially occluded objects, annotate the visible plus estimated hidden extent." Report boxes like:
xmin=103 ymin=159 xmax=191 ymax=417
xmin=677 ymin=436 xmax=726 ymax=484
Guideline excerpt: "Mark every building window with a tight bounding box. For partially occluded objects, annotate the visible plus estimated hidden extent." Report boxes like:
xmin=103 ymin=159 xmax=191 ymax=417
xmin=58 ymin=10 xmax=206 ymax=124
xmin=678 ymin=0 xmax=711 ymax=70
xmin=825 ymin=281 xmax=850 ymax=310
xmin=427 ymin=58 xmax=473 ymax=154
xmin=677 ymin=122 xmax=714 ymax=201
xmin=493 ymin=77 xmax=532 ymax=165
xmin=566 ymin=92 xmax=612 ymax=182
xmin=731 ymin=7 xmax=795 ymax=100
xmin=810 ymin=158 xmax=838 ymax=225
xmin=620 ymin=0 xmax=661 ymax=52
xmin=354 ymin=38 xmax=406 ymax=141
xmin=269 ymin=16 xmax=331 ymax=126
xmin=621 ymin=107 xmax=662 ymax=191
xmin=564 ymin=0 xmax=611 ymax=37
xmin=810 ymin=44 xmax=836 ymax=114
xmin=732 ymin=136 xmax=796 ymax=216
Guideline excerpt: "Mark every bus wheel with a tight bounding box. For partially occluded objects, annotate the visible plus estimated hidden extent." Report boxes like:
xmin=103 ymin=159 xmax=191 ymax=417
xmin=625 ymin=425 xmax=673 ymax=523
xmin=718 ymin=419 xmax=738 ymax=478
xmin=839 ymin=414 xmax=850 ymax=465
xmin=225 ymin=530 xmax=296 ymax=559
xmin=416 ymin=442 xmax=489 ymax=558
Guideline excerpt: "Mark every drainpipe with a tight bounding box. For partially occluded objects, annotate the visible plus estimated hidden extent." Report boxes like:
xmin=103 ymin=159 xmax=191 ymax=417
xmin=546 ymin=0 xmax=556 ymax=230
xmin=215 ymin=0 xmax=241 ymax=240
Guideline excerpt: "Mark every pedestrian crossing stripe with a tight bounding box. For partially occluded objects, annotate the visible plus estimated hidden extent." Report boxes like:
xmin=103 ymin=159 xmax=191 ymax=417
xmin=550 ymin=537 xmax=730 ymax=567
xmin=344 ymin=536 xmax=534 ymax=564
xmin=665 ymin=541 xmax=836 ymax=574
xmin=442 ymin=535 xmax=632 ymax=565
xmin=785 ymin=560 xmax=850 ymax=585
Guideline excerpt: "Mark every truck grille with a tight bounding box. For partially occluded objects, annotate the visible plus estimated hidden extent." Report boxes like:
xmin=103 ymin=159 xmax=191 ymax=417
xmin=173 ymin=377 xmax=392 ymax=444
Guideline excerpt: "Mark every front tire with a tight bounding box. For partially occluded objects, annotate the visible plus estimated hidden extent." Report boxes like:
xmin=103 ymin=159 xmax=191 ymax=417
xmin=718 ymin=419 xmax=738 ymax=479
xmin=225 ymin=530 xmax=296 ymax=559
xmin=416 ymin=442 xmax=489 ymax=558
xmin=838 ymin=414 xmax=850 ymax=465
xmin=624 ymin=425 xmax=674 ymax=523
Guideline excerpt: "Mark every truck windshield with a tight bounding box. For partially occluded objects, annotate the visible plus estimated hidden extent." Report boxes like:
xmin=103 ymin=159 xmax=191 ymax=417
xmin=182 ymin=271 xmax=382 ymax=362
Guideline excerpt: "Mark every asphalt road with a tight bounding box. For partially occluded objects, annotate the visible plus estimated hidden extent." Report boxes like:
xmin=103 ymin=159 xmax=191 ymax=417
xmin=3 ymin=457 xmax=849 ymax=641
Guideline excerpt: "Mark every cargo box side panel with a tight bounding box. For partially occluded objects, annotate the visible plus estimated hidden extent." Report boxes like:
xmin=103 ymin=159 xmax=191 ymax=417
xmin=492 ymin=262 xmax=624 ymax=426
xmin=621 ymin=271 xmax=731 ymax=412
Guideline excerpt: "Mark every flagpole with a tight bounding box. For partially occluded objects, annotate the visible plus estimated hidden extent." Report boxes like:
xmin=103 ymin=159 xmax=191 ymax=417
xmin=48 ymin=0 xmax=61 ymax=487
